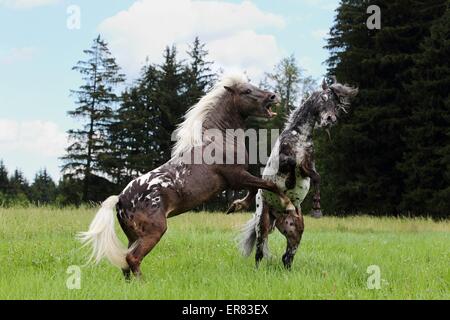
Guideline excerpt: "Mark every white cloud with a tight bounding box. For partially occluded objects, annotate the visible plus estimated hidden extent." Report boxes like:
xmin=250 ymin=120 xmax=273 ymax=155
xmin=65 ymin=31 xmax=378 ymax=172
xmin=0 ymin=0 xmax=59 ymax=9
xmin=0 ymin=119 xmax=67 ymax=157
xmin=98 ymin=0 xmax=286 ymax=81
xmin=0 ymin=46 xmax=37 ymax=65
xmin=311 ymin=29 xmax=329 ymax=40
xmin=302 ymin=0 xmax=339 ymax=11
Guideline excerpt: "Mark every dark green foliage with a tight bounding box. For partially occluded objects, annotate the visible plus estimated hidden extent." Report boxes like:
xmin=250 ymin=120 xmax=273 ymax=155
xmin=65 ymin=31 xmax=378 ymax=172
xmin=399 ymin=4 xmax=450 ymax=217
xmin=184 ymin=37 xmax=218 ymax=107
xmin=102 ymin=38 xmax=218 ymax=190
xmin=61 ymin=35 xmax=125 ymax=201
xmin=9 ymin=169 xmax=30 ymax=199
xmin=0 ymin=163 xmax=60 ymax=207
xmin=153 ymin=45 xmax=187 ymax=164
xmin=55 ymin=176 xmax=83 ymax=207
xmin=0 ymin=161 xmax=9 ymax=191
xmin=0 ymin=167 xmax=30 ymax=206
xmin=317 ymin=0 xmax=449 ymax=216
xmin=29 ymin=169 xmax=57 ymax=205
xmin=101 ymin=65 xmax=164 ymax=185
xmin=4 ymin=8 xmax=447 ymax=218
xmin=260 ymin=55 xmax=316 ymax=130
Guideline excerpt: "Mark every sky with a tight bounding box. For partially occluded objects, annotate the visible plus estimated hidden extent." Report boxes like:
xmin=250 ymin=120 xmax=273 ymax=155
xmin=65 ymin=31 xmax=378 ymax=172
xmin=0 ymin=0 xmax=339 ymax=182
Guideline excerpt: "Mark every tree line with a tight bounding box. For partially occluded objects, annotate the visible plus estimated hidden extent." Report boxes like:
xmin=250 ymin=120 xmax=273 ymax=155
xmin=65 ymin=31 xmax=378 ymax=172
xmin=61 ymin=35 xmax=311 ymax=208
xmin=0 ymin=36 xmax=310 ymax=208
xmin=0 ymin=162 xmax=59 ymax=206
xmin=315 ymin=0 xmax=450 ymax=218
xmin=1 ymin=0 xmax=448 ymax=218
xmin=60 ymin=36 xmax=220 ymax=204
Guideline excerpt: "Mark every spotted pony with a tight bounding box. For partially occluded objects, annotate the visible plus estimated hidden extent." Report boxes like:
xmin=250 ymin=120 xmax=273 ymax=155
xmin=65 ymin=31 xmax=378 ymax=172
xmin=228 ymin=77 xmax=358 ymax=269
xmin=78 ymin=75 xmax=297 ymax=279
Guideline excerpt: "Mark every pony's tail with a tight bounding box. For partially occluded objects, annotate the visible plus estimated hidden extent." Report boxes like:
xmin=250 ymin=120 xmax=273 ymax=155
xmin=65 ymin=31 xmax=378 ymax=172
xmin=77 ymin=195 xmax=129 ymax=269
xmin=238 ymin=215 xmax=258 ymax=257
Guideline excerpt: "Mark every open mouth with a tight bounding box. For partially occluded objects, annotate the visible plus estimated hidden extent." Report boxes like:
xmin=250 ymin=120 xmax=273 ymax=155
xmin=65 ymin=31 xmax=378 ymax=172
xmin=265 ymin=103 xmax=278 ymax=118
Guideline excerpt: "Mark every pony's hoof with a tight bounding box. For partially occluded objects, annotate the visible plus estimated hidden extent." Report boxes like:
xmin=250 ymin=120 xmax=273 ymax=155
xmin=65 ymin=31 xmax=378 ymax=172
xmin=282 ymin=254 xmax=293 ymax=270
xmin=226 ymin=201 xmax=243 ymax=214
xmin=226 ymin=204 xmax=236 ymax=214
xmin=311 ymin=209 xmax=323 ymax=218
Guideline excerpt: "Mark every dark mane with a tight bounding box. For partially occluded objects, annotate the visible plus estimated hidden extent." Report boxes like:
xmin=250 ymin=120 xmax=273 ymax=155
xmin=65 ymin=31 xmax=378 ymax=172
xmin=284 ymin=91 xmax=320 ymax=131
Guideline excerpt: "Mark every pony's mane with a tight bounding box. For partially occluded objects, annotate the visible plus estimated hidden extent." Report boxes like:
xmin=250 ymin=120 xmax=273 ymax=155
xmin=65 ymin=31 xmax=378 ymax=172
xmin=284 ymin=91 xmax=318 ymax=130
xmin=171 ymin=74 xmax=248 ymax=157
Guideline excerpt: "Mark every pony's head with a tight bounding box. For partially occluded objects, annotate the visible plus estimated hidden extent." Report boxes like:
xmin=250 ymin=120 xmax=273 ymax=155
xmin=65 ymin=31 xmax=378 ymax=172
xmin=172 ymin=74 xmax=280 ymax=157
xmin=315 ymin=77 xmax=358 ymax=128
xmin=224 ymin=81 xmax=279 ymax=119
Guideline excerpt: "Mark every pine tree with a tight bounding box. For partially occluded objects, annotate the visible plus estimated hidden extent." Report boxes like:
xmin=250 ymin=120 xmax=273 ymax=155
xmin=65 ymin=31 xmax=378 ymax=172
xmin=138 ymin=63 xmax=168 ymax=169
xmin=9 ymin=169 xmax=30 ymax=198
xmin=0 ymin=161 xmax=9 ymax=194
xmin=318 ymin=0 xmax=448 ymax=215
xmin=30 ymin=169 xmax=57 ymax=204
xmin=0 ymin=161 xmax=10 ymax=205
xmin=105 ymin=64 xmax=164 ymax=184
xmin=62 ymin=35 xmax=125 ymax=201
xmin=255 ymin=55 xmax=316 ymax=166
xmin=155 ymin=45 xmax=187 ymax=164
xmin=261 ymin=55 xmax=316 ymax=129
xmin=56 ymin=176 xmax=83 ymax=207
xmin=184 ymin=37 xmax=217 ymax=107
xmin=399 ymin=2 xmax=450 ymax=216
xmin=105 ymin=41 xmax=217 ymax=186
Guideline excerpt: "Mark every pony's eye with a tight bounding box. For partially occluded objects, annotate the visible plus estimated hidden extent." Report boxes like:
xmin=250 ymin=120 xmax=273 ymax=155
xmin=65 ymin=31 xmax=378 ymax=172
xmin=244 ymin=89 xmax=252 ymax=94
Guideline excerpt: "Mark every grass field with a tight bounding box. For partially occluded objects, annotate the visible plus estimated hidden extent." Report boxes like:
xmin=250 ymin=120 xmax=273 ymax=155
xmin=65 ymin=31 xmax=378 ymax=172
xmin=0 ymin=206 xmax=449 ymax=300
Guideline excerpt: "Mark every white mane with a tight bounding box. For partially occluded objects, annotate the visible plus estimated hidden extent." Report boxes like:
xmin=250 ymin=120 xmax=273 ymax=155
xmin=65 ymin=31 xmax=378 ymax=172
xmin=171 ymin=74 xmax=248 ymax=157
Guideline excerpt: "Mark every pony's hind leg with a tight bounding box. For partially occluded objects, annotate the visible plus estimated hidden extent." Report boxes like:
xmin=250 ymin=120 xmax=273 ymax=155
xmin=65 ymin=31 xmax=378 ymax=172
xmin=124 ymin=209 xmax=168 ymax=279
xmin=122 ymin=241 xmax=136 ymax=281
xmin=275 ymin=209 xmax=304 ymax=269
xmin=117 ymin=214 xmax=138 ymax=281
xmin=255 ymin=202 xmax=275 ymax=267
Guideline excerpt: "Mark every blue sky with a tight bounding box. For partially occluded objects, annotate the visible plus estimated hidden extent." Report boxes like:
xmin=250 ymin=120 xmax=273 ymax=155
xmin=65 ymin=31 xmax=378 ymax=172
xmin=0 ymin=0 xmax=339 ymax=182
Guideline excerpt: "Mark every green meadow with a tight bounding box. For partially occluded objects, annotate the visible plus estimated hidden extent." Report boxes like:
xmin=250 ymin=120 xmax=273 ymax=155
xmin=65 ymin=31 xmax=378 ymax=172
xmin=0 ymin=207 xmax=448 ymax=299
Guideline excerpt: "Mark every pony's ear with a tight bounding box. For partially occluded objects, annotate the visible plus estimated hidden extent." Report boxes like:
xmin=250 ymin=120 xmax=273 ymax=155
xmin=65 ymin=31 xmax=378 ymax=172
xmin=224 ymin=86 xmax=236 ymax=94
xmin=321 ymin=79 xmax=328 ymax=91
xmin=330 ymin=83 xmax=359 ymax=98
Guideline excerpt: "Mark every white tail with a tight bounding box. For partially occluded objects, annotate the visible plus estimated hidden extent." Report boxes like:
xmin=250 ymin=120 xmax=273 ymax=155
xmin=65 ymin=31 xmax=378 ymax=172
xmin=238 ymin=215 xmax=258 ymax=257
xmin=77 ymin=195 xmax=129 ymax=269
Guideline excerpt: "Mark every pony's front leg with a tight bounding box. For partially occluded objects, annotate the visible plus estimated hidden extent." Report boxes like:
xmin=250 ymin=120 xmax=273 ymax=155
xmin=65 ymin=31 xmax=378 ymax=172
xmin=226 ymin=189 xmax=257 ymax=214
xmin=279 ymin=153 xmax=297 ymax=189
xmin=311 ymin=181 xmax=323 ymax=218
xmin=301 ymin=157 xmax=322 ymax=218
xmin=310 ymin=172 xmax=322 ymax=218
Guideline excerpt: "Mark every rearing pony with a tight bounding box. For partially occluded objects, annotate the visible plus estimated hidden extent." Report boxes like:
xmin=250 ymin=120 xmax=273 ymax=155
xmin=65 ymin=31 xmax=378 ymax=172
xmin=79 ymin=75 xmax=297 ymax=279
xmin=228 ymin=78 xmax=358 ymax=269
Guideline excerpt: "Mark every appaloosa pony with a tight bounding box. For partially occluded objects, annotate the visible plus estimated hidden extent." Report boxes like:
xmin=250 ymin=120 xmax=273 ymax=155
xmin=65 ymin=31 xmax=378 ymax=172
xmin=228 ymin=78 xmax=358 ymax=269
xmin=78 ymin=75 xmax=297 ymax=279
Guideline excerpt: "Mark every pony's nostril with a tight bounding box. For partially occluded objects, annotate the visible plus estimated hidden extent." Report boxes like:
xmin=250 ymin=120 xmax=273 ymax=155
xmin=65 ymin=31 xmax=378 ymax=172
xmin=270 ymin=95 xmax=276 ymax=100
xmin=327 ymin=116 xmax=332 ymax=122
